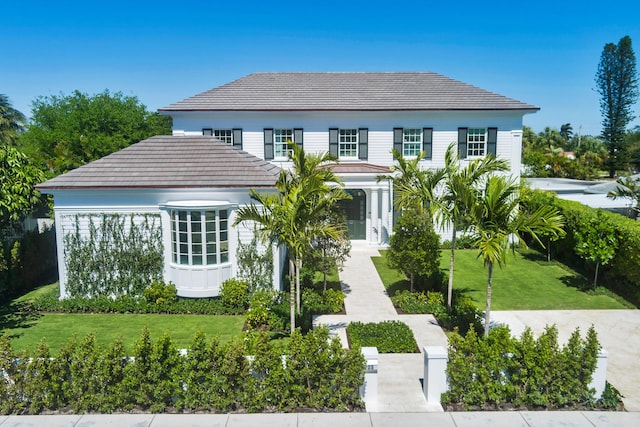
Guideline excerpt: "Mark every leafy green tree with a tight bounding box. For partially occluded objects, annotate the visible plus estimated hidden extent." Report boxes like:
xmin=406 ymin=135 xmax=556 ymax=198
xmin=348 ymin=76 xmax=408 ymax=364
xmin=235 ymin=144 xmax=349 ymax=333
xmin=387 ymin=207 xmax=441 ymax=292
xmin=574 ymin=211 xmax=618 ymax=289
xmin=438 ymin=143 xmax=509 ymax=310
xmin=0 ymin=145 xmax=45 ymax=231
xmin=305 ymin=209 xmax=351 ymax=291
xmin=596 ymin=35 xmax=639 ymax=177
xmin=18 ymin=90 xmax=172 ymax=176
xmin=468 ymin=177 xmax=565 ymax=336
xmin=0 ymin=94 xmax=26 ymax=145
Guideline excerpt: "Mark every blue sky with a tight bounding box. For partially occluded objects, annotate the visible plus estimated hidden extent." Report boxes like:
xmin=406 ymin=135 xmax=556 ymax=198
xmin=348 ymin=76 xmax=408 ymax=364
xmin=3 ymin=0 xmax=640 ymax=136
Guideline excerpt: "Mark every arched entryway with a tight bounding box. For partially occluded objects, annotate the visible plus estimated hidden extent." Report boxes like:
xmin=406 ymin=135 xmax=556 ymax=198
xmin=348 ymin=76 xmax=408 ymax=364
xmin=338 ymin=189 xmax=367 ymax=240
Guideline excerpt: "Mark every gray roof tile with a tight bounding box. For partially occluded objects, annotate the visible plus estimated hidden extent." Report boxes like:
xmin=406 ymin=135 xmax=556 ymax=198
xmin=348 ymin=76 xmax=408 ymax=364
xmin=36 ymin=136 xmax=280 ymax=190
xmin=159 ymin=72 xmax=538 ymax=112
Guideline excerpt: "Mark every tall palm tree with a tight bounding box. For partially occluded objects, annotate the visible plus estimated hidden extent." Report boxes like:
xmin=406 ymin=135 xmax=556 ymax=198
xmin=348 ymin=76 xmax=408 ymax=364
xmin=468 ymin=176 xmax=565 ymax=336
xmin=560 ymin=123 xmax=573 ymax=142
xmin=437 ymin=143 xmax=509 ymax=310
xmin=234 ymin=143 xmax=349 ymax=333
xmin=0 ymin=94 xmax=26 ymax=144
xmin=387 ymin=149 xmax=445 ymax=222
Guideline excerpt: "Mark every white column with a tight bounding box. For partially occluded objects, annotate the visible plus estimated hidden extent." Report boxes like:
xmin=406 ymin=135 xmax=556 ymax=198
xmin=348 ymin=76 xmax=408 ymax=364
xmin=370 ymin=188 xmax=379 ymax=245
xmin=360 ymin=347 xmax=379 ymax=411
xmin=423 ymin=346 xmax=448 ymax=405
xmin=381 ymin=184 xmax=390 ymax=245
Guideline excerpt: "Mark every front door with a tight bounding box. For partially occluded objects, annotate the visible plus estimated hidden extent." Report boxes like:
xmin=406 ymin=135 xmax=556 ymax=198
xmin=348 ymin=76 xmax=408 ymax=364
xmin=339 ymin=189 xmax=366 ymax=240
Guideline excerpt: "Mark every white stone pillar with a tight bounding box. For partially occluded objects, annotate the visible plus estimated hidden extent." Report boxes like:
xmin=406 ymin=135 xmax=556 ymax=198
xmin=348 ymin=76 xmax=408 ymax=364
xmin=370 ymin=188 xmax=379 ymax=245
xmin=360 ymin=347 xmax=379 ymax=410
xmin=590 ymin=349 xmax=608 ymax=399
xmin=423 ymin=346 xmax=448 ymax=404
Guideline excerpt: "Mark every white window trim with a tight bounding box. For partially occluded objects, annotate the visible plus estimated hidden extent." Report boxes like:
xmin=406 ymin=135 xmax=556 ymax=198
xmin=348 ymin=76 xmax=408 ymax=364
xmin=403 ymin=128 xmax=422 ymax=158
xmin=467 ymin=128 xmax=487 ymax=158
xmin=339 ymin=128 xmax=359 ymax=159
xmin=274 ymin=129 xmax=294 ymax=160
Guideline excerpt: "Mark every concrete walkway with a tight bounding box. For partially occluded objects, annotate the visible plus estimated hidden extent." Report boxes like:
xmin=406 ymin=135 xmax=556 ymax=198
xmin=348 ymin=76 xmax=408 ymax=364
xmin=313 ymin=242 xmax=448 ymax=413
xmin=1 ymin=411 xmax=639 ymax=427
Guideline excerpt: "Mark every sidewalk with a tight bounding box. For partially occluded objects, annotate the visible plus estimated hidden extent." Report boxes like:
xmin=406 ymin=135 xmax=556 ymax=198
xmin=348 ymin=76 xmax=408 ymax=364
xmin=1 ymin=411 xmax=639 ymax=426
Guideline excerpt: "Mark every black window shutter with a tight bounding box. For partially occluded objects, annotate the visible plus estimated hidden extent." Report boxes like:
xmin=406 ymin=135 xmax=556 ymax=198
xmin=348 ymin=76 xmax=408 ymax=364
xmin=358 ymin=128 xmax=368 ymax=160
xmin=232 ymin=128 xmax=243 ymax=149
xmin=393 ymin=128 xmax=403 ymax=158
xmin=329 ymin=128 xmax=339 ymax=157
xmin=203 ymin=128 xmax=213 ymax=136
xmin=458 ymin=128 xmax=468 ymax=159
xmin=487 ymin=127 xmax=497 ymax=156
xmin=294 ymin=128 xmax=304 ymax=149
xmin=422 ymin=128 xmax=433 ymax=160
xmin=264 ymin=129 xmax=274 ymax=160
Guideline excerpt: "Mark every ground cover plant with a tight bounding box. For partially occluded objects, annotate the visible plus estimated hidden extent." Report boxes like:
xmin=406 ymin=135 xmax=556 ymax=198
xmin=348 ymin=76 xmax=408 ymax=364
xmin=346 ymin=320 xmax=418 ymax=353
xmin=0 ymin=327 xmax=365 ymax=414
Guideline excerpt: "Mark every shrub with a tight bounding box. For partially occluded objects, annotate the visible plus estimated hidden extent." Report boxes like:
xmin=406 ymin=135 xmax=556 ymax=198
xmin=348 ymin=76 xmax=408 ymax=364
xmin=347 ymin=320 xmax=417 ymax=353
xmin=443 ymin=324 xmax=601 ymax=408
xmin=219 ymin=278 xmax=250 ymax=310
xmin=246 ymin=290 xmax=277 ymax=330
xmin=143 ymin=280 xmax=177 ymax=305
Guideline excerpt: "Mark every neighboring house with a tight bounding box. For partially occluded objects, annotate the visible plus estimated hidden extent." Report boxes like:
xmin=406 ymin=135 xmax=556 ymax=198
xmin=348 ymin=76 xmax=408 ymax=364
xmin=38 ymin=72 xmax=538 ymax=298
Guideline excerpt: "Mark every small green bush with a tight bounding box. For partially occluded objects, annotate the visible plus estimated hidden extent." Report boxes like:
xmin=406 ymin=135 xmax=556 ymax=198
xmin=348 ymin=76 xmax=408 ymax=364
xmin=347 ymin=320 xmax=417 ymax=353
xmin=219 ymin=278 xmax=249 ymax=310
xmin=143 ymin=280 xmax=177 ymax=305
xmin=246 ymin=290 xmax=277 ymax=330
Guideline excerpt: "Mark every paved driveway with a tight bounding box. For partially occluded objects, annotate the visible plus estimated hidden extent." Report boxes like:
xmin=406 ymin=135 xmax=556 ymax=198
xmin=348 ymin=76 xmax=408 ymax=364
xmin=492 ymin=310 xmax=640 ymax=411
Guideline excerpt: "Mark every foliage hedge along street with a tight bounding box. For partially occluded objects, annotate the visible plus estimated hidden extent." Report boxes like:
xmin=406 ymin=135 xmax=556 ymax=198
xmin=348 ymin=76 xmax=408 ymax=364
xmin=522 ymin=188 xmax=640 ymax=305
xmin=443 ymin=324 xmax=613 ymax=409
xmin=0 ymin=327 xmax=365 ymax=414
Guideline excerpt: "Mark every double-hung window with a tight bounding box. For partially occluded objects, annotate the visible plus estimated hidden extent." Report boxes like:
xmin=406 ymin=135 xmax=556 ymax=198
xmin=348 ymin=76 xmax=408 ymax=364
xmin=274 ymin=129 xmax=294 ymax=159
xmin=170 ymin=209 xmax=229 ymax=266
xmin=203 ymin=129 xmax=233 ymax=144
xmin=339 ymin=129 xmax=358 ymax=158
xmin=467 ymin=128 xmax=487 ymax=157
xmin=403 ymin=129 xmax=422 ymax=157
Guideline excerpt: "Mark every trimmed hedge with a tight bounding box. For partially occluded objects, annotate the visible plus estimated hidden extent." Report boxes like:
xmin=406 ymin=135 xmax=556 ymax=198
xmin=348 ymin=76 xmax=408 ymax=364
xmin=522 ymin=188 xmax=640 ymax=305
xmin=0 ymin=327 xmax=365 ymax=414
xmin=443 ymin=324 xmax=601 ymax=409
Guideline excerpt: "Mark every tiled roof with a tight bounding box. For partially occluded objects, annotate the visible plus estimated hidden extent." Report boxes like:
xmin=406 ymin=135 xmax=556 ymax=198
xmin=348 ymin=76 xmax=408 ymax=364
xmin=36 ymin=136 xmax=280 ymax=190
xmin=159 ymin=72 xmax=538 ymax=112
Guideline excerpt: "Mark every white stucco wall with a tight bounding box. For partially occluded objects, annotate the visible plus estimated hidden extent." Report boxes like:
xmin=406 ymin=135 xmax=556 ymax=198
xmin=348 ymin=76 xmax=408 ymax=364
xmin=47 ymin=188 xmax=282 ymax=298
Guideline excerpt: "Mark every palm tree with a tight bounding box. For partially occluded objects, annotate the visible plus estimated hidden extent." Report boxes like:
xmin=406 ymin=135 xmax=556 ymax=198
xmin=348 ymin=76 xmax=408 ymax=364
xmin=607 ymin=175 xmax=640 ymax=219
xmin=437 ymin=143 xmax=509 ymax=311
xmin=386 ymin=149 xmax=445 ymax=222
xmin=0 ymin=94 xmax=26 ymax=144
xmin=468 ymin=176 xmax=565 ymax=336
xmin=234 ymin=143 xmax=349 ymax=332
xmin=560 ymin=123 xmax=573 ymax=142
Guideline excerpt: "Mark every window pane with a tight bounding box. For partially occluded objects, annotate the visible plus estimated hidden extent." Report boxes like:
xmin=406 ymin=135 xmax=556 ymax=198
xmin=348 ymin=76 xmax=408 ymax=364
xmin=192 ymin=255 xmax=203 ymax=265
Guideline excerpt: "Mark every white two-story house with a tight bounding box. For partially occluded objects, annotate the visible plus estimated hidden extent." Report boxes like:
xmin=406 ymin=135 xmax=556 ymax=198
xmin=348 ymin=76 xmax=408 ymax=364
xmin=38 ymin=72 xmax=538 ymax=298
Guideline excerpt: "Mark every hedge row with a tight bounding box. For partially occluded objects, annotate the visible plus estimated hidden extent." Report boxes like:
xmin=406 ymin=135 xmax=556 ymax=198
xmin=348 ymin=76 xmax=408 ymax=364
xmin=522 ymin=189 xmax=640 ymax=305
xmin=443 ymin=325 xmax=602 ymax=408
xmin=346 ymin=320 xmax=418 ymax=353
xmin=0 ymin=327 xmax=365 ymax=414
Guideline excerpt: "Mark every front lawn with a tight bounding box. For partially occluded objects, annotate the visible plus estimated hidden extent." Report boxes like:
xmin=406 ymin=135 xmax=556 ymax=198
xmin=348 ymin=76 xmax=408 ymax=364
xmin=372 ymin=249 xmax=633 ymax=310
xmin=1 ymin=284 xmax=245 ymax=353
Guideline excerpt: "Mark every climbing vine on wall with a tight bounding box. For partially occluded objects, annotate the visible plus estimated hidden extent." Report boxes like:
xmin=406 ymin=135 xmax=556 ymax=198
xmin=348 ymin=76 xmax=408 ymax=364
xmin=64 ymin=213 xmax=163 ymax=297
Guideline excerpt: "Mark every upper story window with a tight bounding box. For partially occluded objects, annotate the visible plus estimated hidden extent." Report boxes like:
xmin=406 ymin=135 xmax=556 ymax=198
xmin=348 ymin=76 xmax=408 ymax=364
xmin=467 ymin=128 xmax=487 ymax=157
xmin=339 ymin=129 xmax=358 ymax=158
xmin=274 ymin=129 xmax=294 ymax=159
xmin=203 ymin=129 xmax=233 ymax=144
xmin=403 ymin=129 xmax=422 ymax=157
xmin=170 ymin=209 xmax=229 ymax=266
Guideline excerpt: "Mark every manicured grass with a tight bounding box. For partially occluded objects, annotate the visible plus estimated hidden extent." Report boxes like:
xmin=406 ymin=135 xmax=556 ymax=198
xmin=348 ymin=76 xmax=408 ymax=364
xmin=1 ymin=283 xmax=245 ymax=354
xmin=372 ymin=249 xmax=633 ymax=310
xmin=2 ymin=312 xmax=245 ymax=354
